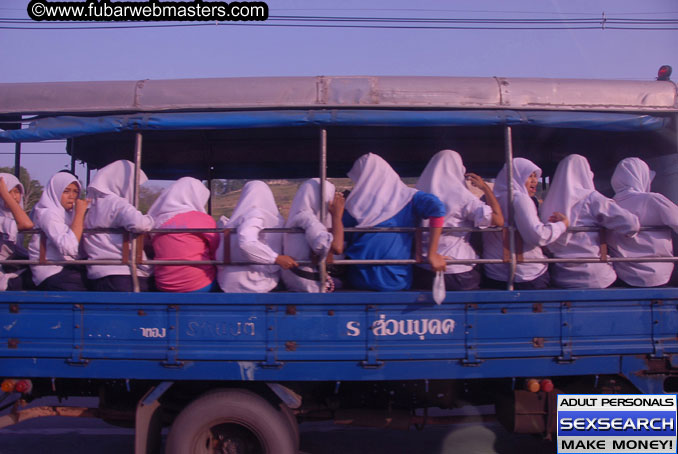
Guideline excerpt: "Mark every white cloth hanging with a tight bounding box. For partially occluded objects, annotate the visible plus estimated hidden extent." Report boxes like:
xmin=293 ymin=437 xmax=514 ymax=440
xmin=483 ymin=158 xmax=567 ymax=283
xmin=84 ymin=160 xmax=154 ymax=279
xmin=416 ymin=150 xmax=492 ymax=274
xmin=217 ymin=180 xmax=284 ymax=293
xmin=345 ymin=153 xmax=417 ymax=227
xmin=608 ymin=157 xmax=678 ymax=287
xmin=281 ymin=178 xmax=335 ymax=292
xmin=541 ymin=154 xmax=639 ymax=288
xmin=29 ymin=172 xmax=82 ymax=286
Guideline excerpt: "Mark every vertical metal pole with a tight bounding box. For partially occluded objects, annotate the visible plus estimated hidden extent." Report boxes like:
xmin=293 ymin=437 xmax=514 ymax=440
xmin=207 ymin=166 xmax=213 ymax=215
xmin=69 ymin=140 xmax=76 ymax=174
xmin=319 ymin=129 xmax=328 ymax=292
xmin=505 ymin=126 xmax=516 ymax=291
xmin=14 ymin=143 xmax=21 ymax=178
xmin=129 ymin=133 xmax=143 ymax=293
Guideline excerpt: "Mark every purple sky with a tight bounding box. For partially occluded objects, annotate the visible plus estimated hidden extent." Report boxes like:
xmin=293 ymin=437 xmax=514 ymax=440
xmin=1 ymin=0 xmax=676 ymax=184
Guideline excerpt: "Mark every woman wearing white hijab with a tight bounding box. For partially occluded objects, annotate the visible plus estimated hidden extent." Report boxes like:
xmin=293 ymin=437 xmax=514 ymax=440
xmin=217 ymin=180 xmax=297 ymax=293
xmin=607 ymin=157 xmax=678 ymax=287
xmin=148 ymin=177 xmax=219 ymax=292
xmin=84 ymin=160 xmax=154 ymax=291
xmin=0 ymin=173 xmax=34 ymax=290
xmin=343 ymin=153 xmax=446 ymax=291
xmin=483 ymin=158 xmax=569 ymax=289
xmin=540 ymin=154 xmax=639 ymax=288
xmin=281 ymin=178 xmax=345 ymax=292
xmin=415 ymin=150 xmax=504 ymax=291
xmin=29 ymin=171 xmax=89 ymax=291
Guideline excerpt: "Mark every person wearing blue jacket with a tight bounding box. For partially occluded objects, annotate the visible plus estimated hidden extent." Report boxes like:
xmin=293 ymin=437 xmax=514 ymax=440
xmin=342 ymin=153 xmax=446 ymax=291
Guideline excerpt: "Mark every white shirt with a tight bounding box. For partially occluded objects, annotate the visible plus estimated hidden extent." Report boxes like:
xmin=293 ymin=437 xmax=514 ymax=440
xmin=83 ymin=160 xmax=153 ymax=279
xmin=84 ymin=194 xmax=153 ymax=279
xmin=484 ymin=192 xmax=566 ymax=282
xmin=217 ymin=181 xmax=284 ymax=293
xmin=29 ymin=172 xmax=81 ymax=286
xmin=547 ymin=192 xmax=639 ymax=288
xmin=541 ymin=155 xmax=639 ymax=289
xmin=607 ymin=157 xmax=678 ymax=287
xmin=416 ymin=150 xmax=492 ymax=274
xmin=483 ymin=158 xmax=566 ymax=283
xmin=281 ymin=179 xmax=334 ymax=293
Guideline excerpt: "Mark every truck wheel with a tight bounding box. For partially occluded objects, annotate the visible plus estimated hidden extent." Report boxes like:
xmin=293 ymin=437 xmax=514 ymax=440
xmin=279 ymin=403 xmax=300 ymax=453
xmin=165 ymin=389 xmax=296 ymax=454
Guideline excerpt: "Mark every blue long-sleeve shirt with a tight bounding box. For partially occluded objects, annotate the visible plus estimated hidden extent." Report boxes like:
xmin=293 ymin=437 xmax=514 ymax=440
xmin=343 ymin=191 xmax=445 ymax=291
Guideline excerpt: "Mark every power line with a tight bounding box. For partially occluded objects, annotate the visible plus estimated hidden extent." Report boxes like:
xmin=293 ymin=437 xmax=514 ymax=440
xmin=1 ymin=14 xmax=677 ymax=30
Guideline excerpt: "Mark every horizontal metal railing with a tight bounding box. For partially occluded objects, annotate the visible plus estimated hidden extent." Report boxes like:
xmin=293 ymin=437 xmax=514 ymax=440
xmin=0 ymin=225 xmax=675 ymax=268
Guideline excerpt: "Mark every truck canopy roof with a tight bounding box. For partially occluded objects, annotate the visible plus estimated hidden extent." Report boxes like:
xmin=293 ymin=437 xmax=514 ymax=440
xmin=0 ymin=76 xmax=677 ymax=115
xmin=0 ymin=76 xmax=676 ymax=179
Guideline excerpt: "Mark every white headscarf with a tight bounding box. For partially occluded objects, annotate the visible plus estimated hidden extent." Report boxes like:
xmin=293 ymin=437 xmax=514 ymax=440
xmin=493 ymin=157 xmax=541 ymax=219
xmin=32 ymin=172 xmax=81 ymax=226
xmin=285 ymin=178 xmax=335 ymax=229
xmin=147 ymin=177 xmax=209 ymax=228
xmin=540 ymin=154 xmax=595 ymax=226
xmin=88 ymin=160 xmax=148 ymax=203
xmin=611 ymin=157 xmax=655 ymax=202
xmin=0 ymin=173 xmax=24 ymax=215
xmin=416 ymin=150 xmax=477 ymax=226
xmin=226 ymin=180 xmax=284 ymax=229
xmin=345 ymin=153 xmax=417 ymax=227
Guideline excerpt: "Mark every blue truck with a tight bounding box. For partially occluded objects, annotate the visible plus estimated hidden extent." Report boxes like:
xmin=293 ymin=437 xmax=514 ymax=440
xmin=0 ymin=74 xmax=677 ymax=454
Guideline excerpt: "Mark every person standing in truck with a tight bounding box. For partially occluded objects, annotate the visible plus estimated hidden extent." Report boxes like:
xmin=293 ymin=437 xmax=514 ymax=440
xmin=83 ymin=160 xmax=154 ymax=292
xmin=607 ymin=157 xmax=678 ymax=287
xmin=415 ymin=149 xmax=504 ymax=291
xmin=29 ymin=171 xmax=89 ymax=291
xmin=0 ymin=173 xmax=34 ymax=290
xmin=281 ymin=178 xmax=345 ymax=292
xmin=483 ymin=158 xmax=568 ymax=289
xmin=342 ymin=153 xmax=447 ymax=291
xmin=217 ymin=180 xmax=298 ymax=293
xmin=540 ymin=154 xmax=639 ymax=288
xmin=148 ymin=177 xmax=220 ymax=293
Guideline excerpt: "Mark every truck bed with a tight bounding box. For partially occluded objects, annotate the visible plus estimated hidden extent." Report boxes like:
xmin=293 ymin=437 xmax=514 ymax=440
xmin=2 ymin=288 xmax=676 ymax=392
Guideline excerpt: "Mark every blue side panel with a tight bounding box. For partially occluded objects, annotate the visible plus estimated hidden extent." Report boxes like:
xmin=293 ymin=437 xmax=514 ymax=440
xmin=0 ymin=111 xmax=669 ymax=143
xmin=1 ymin=288 xmax=676 ymax=384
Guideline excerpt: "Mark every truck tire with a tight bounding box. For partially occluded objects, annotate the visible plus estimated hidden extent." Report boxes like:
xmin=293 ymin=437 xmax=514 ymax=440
xmin=278 ymin=403 xmax=300 ymax=453
xmin=165 ymin=388 xmax=296 ymax=454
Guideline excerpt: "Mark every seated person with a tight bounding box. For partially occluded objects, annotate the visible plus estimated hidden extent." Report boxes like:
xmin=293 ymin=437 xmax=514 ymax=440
xmin=281 ymin=178 xmax=345 ymax=292
xmin=483 ymin=158 xmax=568 ymax=290
xmin=29 ymin=171 xmax=89 ymax=291
xmin=540 ymin=154 xmax=639 ymax=289
xmin=217 ymin=180 xmax=297 ymax=293
xmin=0 ymin=173 xmax=34 ymax=290
xmin=342 ymin=153 xmax=446 ymax=292
xmin=607 ymin=157 xmax=678 ymax=287
xmin=84 ymin=160 xmax=154 ymax=292
xmin=415 ymin=150 xmax=504 ymax=291
xmin=148 ymin=177 xmax=219 ymax=293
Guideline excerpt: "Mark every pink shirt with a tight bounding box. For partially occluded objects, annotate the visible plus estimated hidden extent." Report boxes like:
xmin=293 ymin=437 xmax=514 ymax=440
xmin=152 ymin=211 xmax=219 ymax=292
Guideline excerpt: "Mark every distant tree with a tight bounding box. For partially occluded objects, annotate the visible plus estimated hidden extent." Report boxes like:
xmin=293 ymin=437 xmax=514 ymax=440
xmin=138 ymin=185 xmax=163 ymax=214
xmin=0 ymin=166 xmax=43 ymax=211
xmin=212 ymin=179 xmax=246 ymax=195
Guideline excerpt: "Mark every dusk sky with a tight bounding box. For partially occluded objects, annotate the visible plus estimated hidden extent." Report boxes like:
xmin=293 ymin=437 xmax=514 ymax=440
xmin=1 ymin=0 xmax=676 ymax=184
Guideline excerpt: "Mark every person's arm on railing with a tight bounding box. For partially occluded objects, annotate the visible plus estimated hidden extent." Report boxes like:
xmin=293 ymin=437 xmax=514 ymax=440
xmin=427 ymin=220 xmax=446 ymax=272
xmin=329 ymin=191 xmax=345 ymax=254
